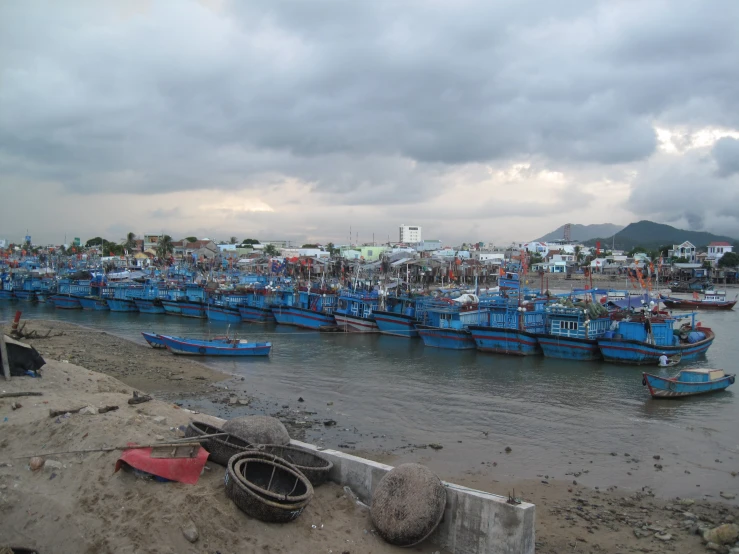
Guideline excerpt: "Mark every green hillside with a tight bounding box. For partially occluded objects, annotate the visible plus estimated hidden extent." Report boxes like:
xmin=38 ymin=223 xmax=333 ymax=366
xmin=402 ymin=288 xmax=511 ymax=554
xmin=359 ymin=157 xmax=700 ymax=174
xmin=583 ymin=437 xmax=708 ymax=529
xmin=535 ymin=223 xmax=624 ymax=242
xmin=583 ymin=220 xmax=737 ymax=251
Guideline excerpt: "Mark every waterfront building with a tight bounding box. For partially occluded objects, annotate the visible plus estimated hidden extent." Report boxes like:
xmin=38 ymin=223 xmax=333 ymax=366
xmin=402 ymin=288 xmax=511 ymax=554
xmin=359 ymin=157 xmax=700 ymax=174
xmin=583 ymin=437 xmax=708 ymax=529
xmin=399 ymin=225 xmax=422 ymax=244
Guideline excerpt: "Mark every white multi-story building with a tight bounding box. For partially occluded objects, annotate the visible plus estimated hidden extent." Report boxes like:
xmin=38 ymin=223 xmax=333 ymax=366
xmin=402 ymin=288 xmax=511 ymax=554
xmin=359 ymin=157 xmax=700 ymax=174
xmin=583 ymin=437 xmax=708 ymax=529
xmin=706 ymin=242 xmax=733 ymax=265
xmin=399 ymin=225 xmax=422 ymax=244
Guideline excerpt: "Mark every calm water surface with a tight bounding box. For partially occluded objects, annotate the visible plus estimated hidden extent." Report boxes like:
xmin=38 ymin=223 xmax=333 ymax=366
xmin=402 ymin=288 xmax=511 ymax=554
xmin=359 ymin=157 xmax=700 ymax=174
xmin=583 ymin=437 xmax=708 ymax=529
xmin=2 ymin=300 xmax=737 ymax=500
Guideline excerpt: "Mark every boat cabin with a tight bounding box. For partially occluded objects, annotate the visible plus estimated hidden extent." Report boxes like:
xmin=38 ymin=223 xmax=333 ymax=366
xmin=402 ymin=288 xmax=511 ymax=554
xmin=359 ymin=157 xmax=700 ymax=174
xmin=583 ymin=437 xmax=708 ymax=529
xmin=546 ymin=305 xmax=611 ymax=339
xmin=335 ymin=291 xmax=379 ymax=320
xmin=676 ymin=368 xmax=726 ymax=383
xmin=297 ymin=289 xmax=337 ymax=313
xmin=614 ymin=318 xmax=677 ymax=346
xmin=703 ymin=290 xmax=726 ymax=302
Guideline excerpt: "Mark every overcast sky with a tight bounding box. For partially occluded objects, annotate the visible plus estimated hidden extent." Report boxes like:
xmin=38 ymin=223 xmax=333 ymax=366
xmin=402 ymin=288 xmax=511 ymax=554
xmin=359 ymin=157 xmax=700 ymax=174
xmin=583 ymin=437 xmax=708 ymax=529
xmin=1 ymin=0 xmax=738 ymax=246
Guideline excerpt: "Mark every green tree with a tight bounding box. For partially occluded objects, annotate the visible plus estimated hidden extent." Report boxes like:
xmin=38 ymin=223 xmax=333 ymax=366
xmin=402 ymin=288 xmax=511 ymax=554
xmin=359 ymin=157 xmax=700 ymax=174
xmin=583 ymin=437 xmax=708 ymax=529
xmin=301 ymin=243 xmax=319 ymax=248
xmin=718 ymin=252 xmax=739 ymax=268
xmin=263 ymin=244 xmax=279 ymax=256
xmin=156 ymin=235 xmax=174 ymax=259
xmin=628 ymin=246 xmax=648 ymax=257
xmin=326 ymin=242 xmax=339 ymax=257
xmin=124 ymin=232 xmax=137 ymax=252
xmin=241 ymin=238 xmax=260 ymax=245
xmin=230 ymin=236 xmax=238 ymax=244
xmin=529 ymin=252 xmax=544 ymax=264
xmin=185 ymin=236 xmax=198 ymax=243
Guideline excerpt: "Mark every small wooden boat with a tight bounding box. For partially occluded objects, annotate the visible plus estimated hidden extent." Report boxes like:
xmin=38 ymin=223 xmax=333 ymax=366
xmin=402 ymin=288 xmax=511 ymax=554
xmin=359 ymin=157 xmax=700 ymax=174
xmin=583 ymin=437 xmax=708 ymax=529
xmin=657 ymin=354 xmax=681 ymax=367
xmin=141 ymin=332 xmax=167 ymax=348
xmin=660 ymin=291 xmax=737 ymax=310
xmin=642 ymin=368 xmax=735 ymax=398
xmin=157 ymin=334 xmax=271 ymax=356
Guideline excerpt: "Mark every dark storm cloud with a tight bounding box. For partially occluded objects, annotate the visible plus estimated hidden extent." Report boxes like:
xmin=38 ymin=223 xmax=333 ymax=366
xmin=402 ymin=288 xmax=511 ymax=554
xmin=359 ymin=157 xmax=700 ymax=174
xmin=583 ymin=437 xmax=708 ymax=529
xmin=0 ymin=0 xmax=738 ymax=203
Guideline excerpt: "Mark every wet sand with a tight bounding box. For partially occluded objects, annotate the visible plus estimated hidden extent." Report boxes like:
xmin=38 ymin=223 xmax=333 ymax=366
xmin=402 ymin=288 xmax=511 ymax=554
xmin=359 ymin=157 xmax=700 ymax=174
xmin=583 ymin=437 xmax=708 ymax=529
xmin=3 ymin=319 xmax=739 ymax=553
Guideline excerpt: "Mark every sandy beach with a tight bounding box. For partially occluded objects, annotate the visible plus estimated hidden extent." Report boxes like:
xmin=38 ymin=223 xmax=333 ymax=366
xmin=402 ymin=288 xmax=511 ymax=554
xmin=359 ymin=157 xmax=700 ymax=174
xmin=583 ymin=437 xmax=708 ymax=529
xmin=2 ymin=320 xmax=738 ymax=553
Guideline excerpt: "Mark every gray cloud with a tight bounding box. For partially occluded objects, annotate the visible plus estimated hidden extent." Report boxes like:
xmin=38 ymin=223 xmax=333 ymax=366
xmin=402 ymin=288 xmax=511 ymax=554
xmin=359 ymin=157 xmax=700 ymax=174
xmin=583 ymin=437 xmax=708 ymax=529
xmin=712 ymin=137 xmax=739 ymax=177
xmin=1 ymin=0 xmax=739 ymax=243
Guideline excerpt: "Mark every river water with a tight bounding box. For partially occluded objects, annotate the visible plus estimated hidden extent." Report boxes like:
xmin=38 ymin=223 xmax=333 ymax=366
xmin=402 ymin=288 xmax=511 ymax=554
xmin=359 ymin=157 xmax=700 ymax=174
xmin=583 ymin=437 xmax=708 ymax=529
xmin=2 ymin=300 xmax=737 ymax=501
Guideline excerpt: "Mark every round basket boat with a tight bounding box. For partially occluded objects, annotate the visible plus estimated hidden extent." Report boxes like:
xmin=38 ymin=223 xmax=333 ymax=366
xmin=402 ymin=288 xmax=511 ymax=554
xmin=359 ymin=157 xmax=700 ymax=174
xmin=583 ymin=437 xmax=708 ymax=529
xmin=253 ymin=444 xmax=333 ymax=486
xmin=225 ymin=455 xmax=313 ymax=523
xmin=185 ymin=421 xmax=252 ymax=466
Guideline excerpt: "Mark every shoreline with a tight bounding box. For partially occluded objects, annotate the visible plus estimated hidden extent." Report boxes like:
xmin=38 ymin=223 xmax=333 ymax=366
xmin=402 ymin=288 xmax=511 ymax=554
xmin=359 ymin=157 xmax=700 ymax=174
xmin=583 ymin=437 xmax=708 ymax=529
xmin=3 ymin=320 xmax=738 ymax=552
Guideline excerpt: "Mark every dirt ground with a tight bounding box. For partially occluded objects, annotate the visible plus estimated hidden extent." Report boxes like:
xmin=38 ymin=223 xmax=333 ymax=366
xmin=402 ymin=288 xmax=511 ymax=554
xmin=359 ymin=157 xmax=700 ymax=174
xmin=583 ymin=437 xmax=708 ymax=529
xmin=2 ymin=320 xmax=738 ymax=553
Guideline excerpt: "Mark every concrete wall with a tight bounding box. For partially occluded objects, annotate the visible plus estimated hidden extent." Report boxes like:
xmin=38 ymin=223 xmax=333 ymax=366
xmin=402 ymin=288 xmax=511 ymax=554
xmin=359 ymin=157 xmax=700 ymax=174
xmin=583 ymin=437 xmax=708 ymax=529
xmin=193 ymin=412 xmax=535 ymax=554
xmin=292 ymin=440 xmax=535 ymax=554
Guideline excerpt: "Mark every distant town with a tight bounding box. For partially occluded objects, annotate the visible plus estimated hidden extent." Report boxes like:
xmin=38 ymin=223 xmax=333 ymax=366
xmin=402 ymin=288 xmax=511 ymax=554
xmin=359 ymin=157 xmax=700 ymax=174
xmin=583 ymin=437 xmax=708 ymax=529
xmin=1 ymin=222 xmax=737 ymax=287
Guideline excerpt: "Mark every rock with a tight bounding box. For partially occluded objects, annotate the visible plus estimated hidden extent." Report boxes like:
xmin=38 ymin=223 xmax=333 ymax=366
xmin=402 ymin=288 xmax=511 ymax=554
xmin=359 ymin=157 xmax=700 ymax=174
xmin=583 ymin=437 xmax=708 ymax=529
xmin=44 ymin=460 xmax=63 ymax=470
xmin=654 ymin=532 xmax=671 ymax=541
xmin=323 ymin=420 xmax=337 ymax=427
xmin=152 ymin=416 xmax=167 ymax=425
xmin=181 ymin=519 xmax=199 ymax=543
xmin=720 ymin=492 xmax=736 ymax=500
xmin=611 ymin=452 xmax=617 ymax=456
xmin=29 ymin=457 xmax=45 ymax=471
xmin=505 ymin=446 xmax=512 ymax=453
xmin=633 ymin=529 xmax=650 ymax=538
xmin=298 ymin=397 xmax=304 ymax=402
xmin=223 ymin=415 xmax=290 ymax=446
xmin=228 ymin=396 xmax=238 ymax=405
xmin=79 ymin=406 xmax=98 ymax=415
xmin=706 ymin=543 xmax=730 ymax=554
xmin=428 ymin=444 xmax=443 ymax=450
xmin=679 ymin=498 xmax=696 ymax=506
xmin=10 ymin=402 xmax=21 ymax=410
xmin=703 ymin=524 xmax=739 ymax=546
xmin=653 ymin=455 xmax=661 ymax=460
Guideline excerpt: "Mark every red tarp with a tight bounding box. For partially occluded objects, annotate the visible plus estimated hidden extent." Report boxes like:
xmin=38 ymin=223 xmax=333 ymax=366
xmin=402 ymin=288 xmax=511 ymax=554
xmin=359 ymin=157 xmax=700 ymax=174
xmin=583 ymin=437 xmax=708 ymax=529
xmin=115 ymin=443 xmax=209 ymax=485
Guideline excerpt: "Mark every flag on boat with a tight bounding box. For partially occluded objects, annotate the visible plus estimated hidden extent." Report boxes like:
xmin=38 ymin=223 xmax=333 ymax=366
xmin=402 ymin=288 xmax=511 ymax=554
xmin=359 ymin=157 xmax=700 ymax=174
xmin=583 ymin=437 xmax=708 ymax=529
xmin=271 ymin=259 xmax=286 ymax=274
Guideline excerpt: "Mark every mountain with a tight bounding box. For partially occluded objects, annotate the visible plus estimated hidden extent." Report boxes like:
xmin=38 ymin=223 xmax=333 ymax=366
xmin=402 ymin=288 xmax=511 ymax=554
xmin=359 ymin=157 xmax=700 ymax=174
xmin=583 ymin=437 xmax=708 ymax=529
xmin=582 ymin=220 xmax=738 ymax=251
xmin=536 ymin=223 xmax=624 ymax=242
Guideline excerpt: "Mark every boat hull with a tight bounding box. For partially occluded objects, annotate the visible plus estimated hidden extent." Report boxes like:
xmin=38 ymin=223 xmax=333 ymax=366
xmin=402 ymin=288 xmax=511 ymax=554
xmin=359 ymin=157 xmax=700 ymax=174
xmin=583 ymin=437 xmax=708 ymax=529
xmin=0 ymin=290 xmax=15 ymax=301
xmin=416 ymin=325 xmax=476 ymax=349
xmin=373 ymin=311 xmax=419 ymax=338
xmin=78 ymin=297 xmax=110 ymax=311
xmin=158 ymin=335 xmax=271 ymax=356
xmin=50 ymin=295 xmax=82 ymax=309
xmin=334 ymin=313 xmax=379 ymax=333
xmin=661 ymin=299 xmax=736 ymax=310
xmin=239 ymin=305 xmax=275 ymax=323
xmin=14 ymin=291 xmax=36 ymax=302
xmin=468 ymin=326 xmax=541 ymax=356
xmin=180 ymin=301 xmax=207 ymax=319
xmin=161 ymin=299 xmax=183 ymax=315
xmin=643 ymin=372 xmax=735 ymax=398
xmin=107 ymin=298 xmax=139 ymax=312
xmin=142 ymin=332 xmax=167 ymax=348
xmin=537 ymin=335 xmax=602 ymax=361
xmin=207 ymin=305 xmax=243 ymax=323
xmin=272 ymin=306 xmax=335 ymax=329
xmin=134 ymin=298 xmax=167 ymax=314
xmin=598 ymin=329 xmax=715 ymax=365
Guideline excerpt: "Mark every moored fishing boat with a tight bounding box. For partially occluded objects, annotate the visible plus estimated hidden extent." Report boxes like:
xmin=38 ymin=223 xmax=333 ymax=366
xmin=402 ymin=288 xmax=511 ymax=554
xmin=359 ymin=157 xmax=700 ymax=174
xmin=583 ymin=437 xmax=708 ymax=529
xmin=416 ymin=294 xmax=486 ymax=349
xmin=0 ymin=280 xmax=16 ymax=300
xmin=660 ymin=290 xmax=737 ymax=310
xmin=333 ymin=289 xmax=379 ymax=333
xmin=271 ymin=287 xmax=336 ymax=329
xmin=207 ymin=293 xmax=248 ymax=323
xmin=373 ymin=294 xmax=430 ymax=338
xmin=78 ymin=296 xmax=111 ymax=310
xmin=141 ymin=332 xmax=167 ymax=348
xmin=157 ymin=334 xmax=271 ymax=356
xmin=642 ymin=368 xmax=735 ymax=398
xmin=597 ymin=313 xmax=715 ymax=364
xmin=536 ymin=300 xmax=612 ymax=361
xmin=239 ymin=287 xmax=277 ymax=323
xmin=469 ymin=296 xmax=547 ymax=356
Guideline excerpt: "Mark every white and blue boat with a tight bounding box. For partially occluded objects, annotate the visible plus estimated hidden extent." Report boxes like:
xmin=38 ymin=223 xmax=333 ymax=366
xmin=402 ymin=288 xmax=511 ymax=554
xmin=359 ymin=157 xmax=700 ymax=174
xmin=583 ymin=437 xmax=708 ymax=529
xmin=416 ymin=295 xmax=487 ymax=349
xmin=157 ymin=334 xmax=271 ymax=356
xmin=333 ymin=289 xmax=380 ymax=333
xmin=537 ymin=301 xmax=612 ymax=361
xmin=469 ymin=297 xmax=547 ymax=356
xmin=207 ymin=293 xmax=249 ymax=323
xmin=105 ymin=285 xmax=140 ymax=312
xmin=141 ymin=332 xmax=167 ymax=348
xmin=49 ymin=279 xmax=91 ymax=309
xmin=643 ymin=368 xmax=735 ymax=398
xmin=271 ymin=287 xmax=336 ymax=329
xmin=239 ymin=287 xmax=278 ymax=323
xmin=0 ymin=278 xmax=14 ymax=300
xmin=373 ymin=294 xmax=431 ymax=338
xmin=598 ymin=314 xmax=715 ymax=364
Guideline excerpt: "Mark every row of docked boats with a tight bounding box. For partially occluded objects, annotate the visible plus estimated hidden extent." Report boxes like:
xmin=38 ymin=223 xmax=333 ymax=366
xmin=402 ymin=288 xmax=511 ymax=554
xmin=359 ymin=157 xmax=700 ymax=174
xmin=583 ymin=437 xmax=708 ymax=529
xmin=0 ymin=270 xmax=719 ymax=366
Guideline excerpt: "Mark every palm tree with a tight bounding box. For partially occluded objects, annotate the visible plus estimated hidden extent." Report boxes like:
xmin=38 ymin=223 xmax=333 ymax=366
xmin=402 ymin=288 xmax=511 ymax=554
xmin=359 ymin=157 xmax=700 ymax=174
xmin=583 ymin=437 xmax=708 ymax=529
xmin=230 ymin=236 xmax=238 ymax=244
xmin=124 ymin=232 xmax=137 ymax=253
xmin=156 ymin=235 xmax=174 ymax=259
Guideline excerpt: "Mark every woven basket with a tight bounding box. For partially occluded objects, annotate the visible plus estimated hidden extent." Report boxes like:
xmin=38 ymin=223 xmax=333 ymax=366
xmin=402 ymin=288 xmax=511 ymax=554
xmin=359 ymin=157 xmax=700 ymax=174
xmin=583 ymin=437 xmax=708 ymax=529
xmin=253 ymin=444 xmax=333 ymax=486
xmin=185 ymin=421 xmax=251 ymax=466
xmin=225 ymin=455 xmax=313 ymax=523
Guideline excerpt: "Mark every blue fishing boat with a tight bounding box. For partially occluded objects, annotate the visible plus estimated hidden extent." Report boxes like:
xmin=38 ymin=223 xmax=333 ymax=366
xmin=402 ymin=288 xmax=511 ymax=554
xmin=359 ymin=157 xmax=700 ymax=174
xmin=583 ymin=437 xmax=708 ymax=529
xmin=0 ymin=278 xmax=14 ymax=300
xmin=271 ymin=287 xmax=336 ymax=329
xmin=373 ymin=294 xmax=430 ymax=338
xmin=238 ymin=287 xmax=277 ymax=323
xmin=78 ymin=296 xmax=111 ymax=310
xmin=142 ymin=332 xmax=167 ymax=348
xmin=537 ymin=301 xmax=612 ymax=361
xmin=469 ymin=297 xmax=547 ymax=356
xmin=161 ymin=288 xmax=186 ymax=315
xmin=105 ymin=286 xmax=140 ymax=312
xmin=207 ymin=293 xmax=249 ymax=323
xmin=157 ymin=334 xmax=271 ymax=356
xmin=176 ymin=285 xmax=209 ymax=319
xmin=13 ymin=278 xmax=36 ymax=302
xmin=642 ymin=368 xmax=735 ymax=398
xmin=334 ymin=289 xmax=380 ymax=333
xmin=49 ymin=279 xmax=91 ymax=309
xmin=597 ymin=314 xmax=715 ymax=364
xmin=416 ymin=295 xmax=487 ymax=349
xmin=132 ymin=284 xmax=168 ymax=314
